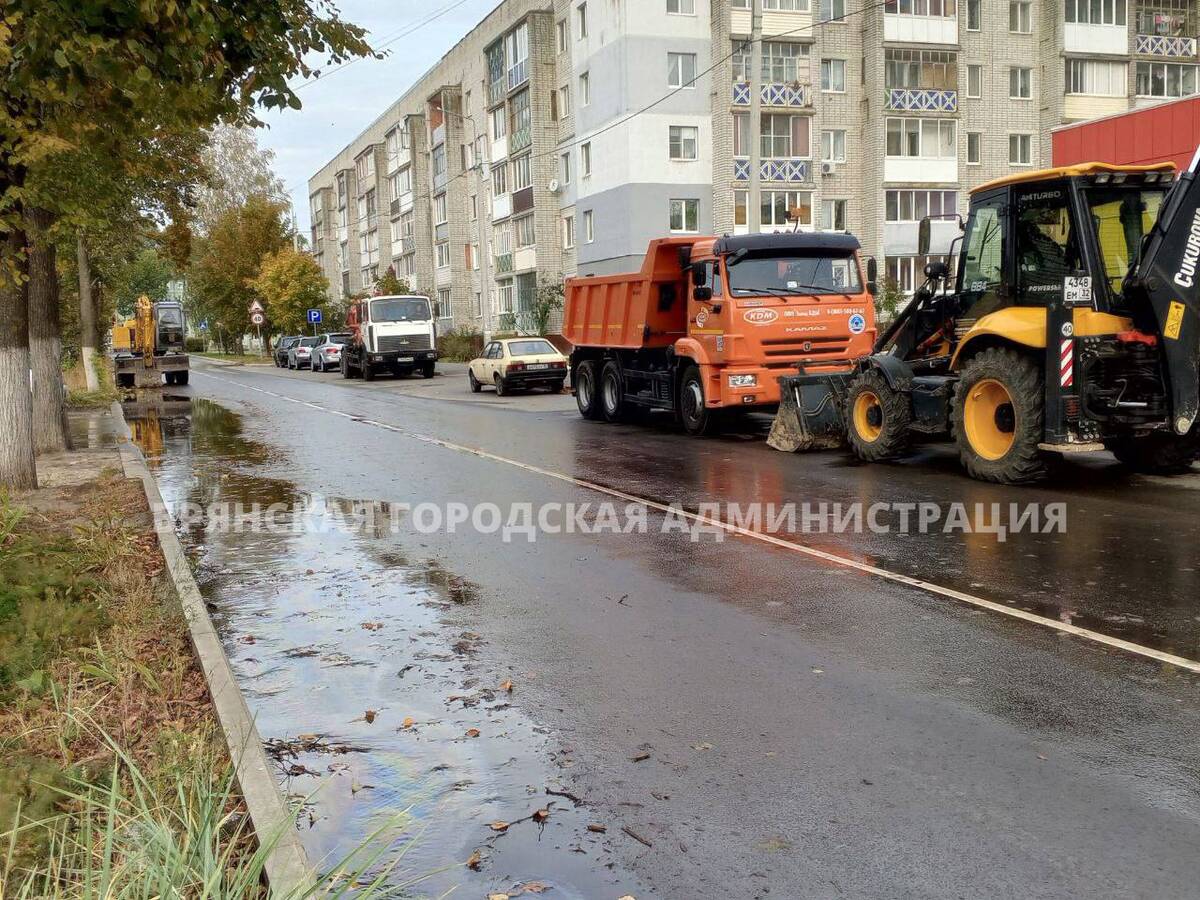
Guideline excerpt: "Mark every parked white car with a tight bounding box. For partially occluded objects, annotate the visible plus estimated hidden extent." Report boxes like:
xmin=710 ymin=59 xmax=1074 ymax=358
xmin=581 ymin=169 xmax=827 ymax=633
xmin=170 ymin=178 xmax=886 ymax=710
xmin=310 ymin=332 xmax=353 ymax=372
xmin=468 ymin=338 xmax=568 ymax=396
xmin=287 ymin=336 xmax=319 ymax=369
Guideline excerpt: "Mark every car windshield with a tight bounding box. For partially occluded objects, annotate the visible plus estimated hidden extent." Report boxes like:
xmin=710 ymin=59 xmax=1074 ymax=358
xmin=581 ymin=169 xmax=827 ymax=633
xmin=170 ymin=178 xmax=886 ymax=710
xmin=330 ymin=333 xmax=352 ymax=343
xmin=299 ymin=337 xmax=319 ymax=348
xmin=1085 ymin=187 xmax=1167 ymax=295
xmin=727 ymin=252 xmax=862 ymax=296
xmin=507 ymin=340 xmax=557 ymax=356
xmin=371 ymin=297 xmax=431 ymax=322
xmin=157 ymin=308 xmax=182 ymax=327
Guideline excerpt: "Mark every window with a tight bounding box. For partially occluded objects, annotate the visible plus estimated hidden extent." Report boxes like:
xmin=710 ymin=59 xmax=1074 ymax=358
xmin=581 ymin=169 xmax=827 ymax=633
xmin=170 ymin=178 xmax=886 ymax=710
xmin=886 ymin=255 xmax=954 ymax=295
xmin=669 ymin=199 xmax=700 ymax=233
xmin=883 ymin=0 xmax=958 ymax=15
xmin=820 ymin=58 xmax=846 ymax=92
xmin=436 ymin=288 xmax=452 ymax=320
xmin=509 ymin=89 xmax=530 ymax=138
xmin=1009 ymin=133 xmax=1032 ymax=166
xmin=821 ymin=129 xmax=846 ymax=162
xmin=356 ymin=152 xmax=375 ymax=181
xmin=490 ymin=107 xmax=506 ymax=141
xmin=821 ymin=199 xmax=847 ymax=232
xmin=885 ymin=190 xmax=959 ymax=222
xmin=1067 ymin=59 xmax=1127 ymax=96
xmin=494 ymin=222 xmax=512 ymax=256
xmin=577 ymin=2 xmax=588 ymax=38
xmin=961 ymin=200 xmax=1005 ymax=302
xmin=466 ymin=243 xmax=478 ymax=270
xmin=668 ymin=52 xmax=698 ymax=88
xmin=884 ymin=49 xmax=957 ymax=91
xmin=584 ymin=209 xmax=594 ymax=242
xmin=967 ymin=132 xmax=981 ymax=165
xmin=400 ymin=211 xmax=414 ymax=239
xmin=668 ymin=0 xmax=696 ymax=12
xmin=1135 ymin=61 xmax=1199 ymax=98
xmin=1136 ymin=0 xmax=1192 ymax=36
xmin=474 ymin=291 xmax=483 ymax=318
xmin=557 ymin=18 xmax=567 ymax=53
xmin=579 ymin=71 xmax=591 ymax=106
xmin=967 ymin=0 xmax=981 ymax=28
xmin=512 ymin=154 xmax=532 ymax=192
xmin=557 ymin=85 xmax=571 ymax=120
xmin=1064 ymin=0 xmax=1127 ymax=24
xmin=431 ymin=144 xmax=446 ymax=180
xmin=561 ymin=151 xmax=572 ymax=184
xmin=1009 ymin=0 xmax=1031 ymax=32
xmin=563 ymin=214 xmax=575 ymax=249
xmin=506 ymin=23 xmax=528 ymax=89
xmin=733 ymin=41 xmax=811 ymax=83
xmin=433 ymin=193 xmax=447 ymax=225
xmin=734 ymin=0 xmax=813 ymax=8
xmin=436 ymin=241 xmax=450 ymax=269
xmin=581 ymin=141 xmax=592 ymax=176
xmin=742 ymin=113 xmax=810 ymax=158
xmin=515 ymin=215 xmax=535 ymax=248
xmin=820 ymin=0 xmax=847 ymax=20
xmin=492 ymin=162 xmax=508 ymax=196
xmin=734 ymin=190 xmax=813 ymax=229
xmin=966 ymin=64 xmax=982 ymax=98
xmin=669 ymin=125 xmax=699 ymax=160
xmin=885 ymin=118 xmax=956 ymax=158
xmin=385 ymin=129 xmax=402 ymax=166
xmin=1009 ymin=67 xmax=1031 ymax=98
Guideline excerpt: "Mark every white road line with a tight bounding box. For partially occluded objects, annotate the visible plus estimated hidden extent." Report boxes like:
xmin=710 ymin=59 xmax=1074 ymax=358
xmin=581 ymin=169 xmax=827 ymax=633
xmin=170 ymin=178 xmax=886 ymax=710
xmin=191 ymin=369 xmax=1200 ymax=675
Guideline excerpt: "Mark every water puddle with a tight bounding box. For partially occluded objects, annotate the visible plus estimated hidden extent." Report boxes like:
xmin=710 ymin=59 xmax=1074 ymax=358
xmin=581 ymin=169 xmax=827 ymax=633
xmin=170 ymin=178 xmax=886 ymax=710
xmin=125 ymin=397 xmax=643 ymax=898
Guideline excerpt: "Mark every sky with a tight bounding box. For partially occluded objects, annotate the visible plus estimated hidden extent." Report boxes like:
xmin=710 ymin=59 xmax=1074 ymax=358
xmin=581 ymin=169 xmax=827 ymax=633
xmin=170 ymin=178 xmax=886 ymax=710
xmin=259 ymin=0 xmax=502 ymax=235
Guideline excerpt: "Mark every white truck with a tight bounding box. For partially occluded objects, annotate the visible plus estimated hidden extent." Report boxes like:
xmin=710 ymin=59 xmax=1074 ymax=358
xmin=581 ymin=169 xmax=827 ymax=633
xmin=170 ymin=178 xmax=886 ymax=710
xmin=341 ymin=294 xmax=439 ymax=381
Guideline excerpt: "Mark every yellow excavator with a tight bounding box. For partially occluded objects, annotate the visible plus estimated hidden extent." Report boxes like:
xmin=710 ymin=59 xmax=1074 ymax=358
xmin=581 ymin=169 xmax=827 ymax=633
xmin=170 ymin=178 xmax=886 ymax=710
xmin=111 ymin=295 xmax=190 ymax=388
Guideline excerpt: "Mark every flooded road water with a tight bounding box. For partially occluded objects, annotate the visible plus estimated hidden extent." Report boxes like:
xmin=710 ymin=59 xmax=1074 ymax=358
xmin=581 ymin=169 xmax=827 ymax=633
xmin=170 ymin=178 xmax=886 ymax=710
xmin=126 ymin=396 xmax=645 ymax=898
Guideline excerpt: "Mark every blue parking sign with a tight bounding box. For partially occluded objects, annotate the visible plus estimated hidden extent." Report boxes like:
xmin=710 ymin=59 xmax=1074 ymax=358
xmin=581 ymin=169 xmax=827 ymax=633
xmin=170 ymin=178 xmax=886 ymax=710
xmin=307 ymin=309 xmax=323 ymax=324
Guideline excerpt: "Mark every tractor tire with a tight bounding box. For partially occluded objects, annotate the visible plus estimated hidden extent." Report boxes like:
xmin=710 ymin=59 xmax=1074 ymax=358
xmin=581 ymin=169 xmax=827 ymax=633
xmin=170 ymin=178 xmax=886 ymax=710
xmin=575 ymin=360 xmax=602 ymax=419
xmin=845 ymin=371 xmax=911 ymax=462
xmin=679 ymin=365 xmax=722 ymax=437
xmin=952 ymin=347 xmax=1047 ymax=484
xmin=175 ymin=371 xmax=189 ymax=386
xmin=600 ymin=361 xmax=627 ymax=423
xmin=1109 ymin=430 xmax=1200 ymax=475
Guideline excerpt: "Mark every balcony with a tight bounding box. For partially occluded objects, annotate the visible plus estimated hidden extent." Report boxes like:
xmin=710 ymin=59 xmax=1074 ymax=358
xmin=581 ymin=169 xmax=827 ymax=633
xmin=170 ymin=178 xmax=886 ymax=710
xmin=495 ymin=253 xmax=514 ymax=274
xmin=402 ymin=237 xmax=416 ymax=254
xmin=507 ymin=60 xmax=528 ymax=91
xmin=492 ymin=135 xmax=509 ymax=163
xmin=389 ymin=198 xmax=401 ymax=217
xmin=1064 ymin=22 xmax=1128 ymax=54
xmin=886 ymin=88 xmax=958 ymax=112
xmin=510 ymin=127 xmax=532 ymax=153
xmin=514 ymin=247 xmax=536 ymax=272
xmin=883 ymin=14 xmax=958 ymax=44
xmin=731 ymin=7 xmax=812 ymax=38
xmin=492 ymin=193 xmax=512 ymax=221
xmin=733 ymin=158 xmax=811 ymax=183
xmin=1136 ymin=33 xmax=1199 ymax=56
xmin=488 ymin=78 xmax=506 ymax=107
xmin=732 ymin=81 xmax=812 ymax=108
xmin=884 ymin=156 xmax=957 ymax=184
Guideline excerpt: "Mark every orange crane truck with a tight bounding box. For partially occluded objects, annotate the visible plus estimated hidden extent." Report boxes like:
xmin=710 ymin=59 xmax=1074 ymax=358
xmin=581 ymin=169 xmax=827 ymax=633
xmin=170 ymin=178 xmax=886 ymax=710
xmin=563 ymin=232 xmax=878 ymax=435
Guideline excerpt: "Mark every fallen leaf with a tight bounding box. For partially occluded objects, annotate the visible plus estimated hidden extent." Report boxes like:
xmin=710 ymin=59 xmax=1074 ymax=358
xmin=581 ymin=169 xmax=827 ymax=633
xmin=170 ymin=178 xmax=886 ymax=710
xmin=305 ymin=568 xmax=315 ymax=575
xmin=519 ymin=882 xmax=549 ymax=894
xmin=350 ymin=781 xmax=375 ymax=795
xmin=618 ymin=894 xmax=637 ymax=899
xmin=587 ymin=823 xmax=607 ymax=833
xmin=487 ymin=894 xmax=509 ymax=900
xmin=532 ymin=807 xmax=550 ymax=823
xmin=361 ymin=622 xmax=384 ymax=631
xmin=500 ymin=679 xmax=514 ymax=692
xmin=489 ymin=821 xmax=510 ymax=832
xmin=241 ymin=635 xmax=257 ymax=644
xmin=363 ymin=709 xmax=377 ymax=724
xmin=466 ymin=728 xmax=481 ymax=738
xmin=630 ymin=752 xmax=651 ymax=763
xmin=692 ymin=742 xmax=713 ymax=751
xmin=465 ymin=849 xmax=483 ymax=870
xmin=402 ymin=716 xmax=415 ymax=729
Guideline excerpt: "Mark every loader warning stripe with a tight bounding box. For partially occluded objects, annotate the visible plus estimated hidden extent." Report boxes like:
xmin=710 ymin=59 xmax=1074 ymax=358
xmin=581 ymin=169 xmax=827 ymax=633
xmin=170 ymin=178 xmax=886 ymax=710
xmin=190 ymin=367 xmax=1200 ymax=676
xmin=1060 ymin=339 xmax=1074 ymax=388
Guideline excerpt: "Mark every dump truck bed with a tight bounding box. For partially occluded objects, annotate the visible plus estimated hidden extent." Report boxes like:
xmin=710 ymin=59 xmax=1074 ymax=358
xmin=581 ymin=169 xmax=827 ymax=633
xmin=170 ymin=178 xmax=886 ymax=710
xmin=563 ymin=237 xmax=698 ymax=350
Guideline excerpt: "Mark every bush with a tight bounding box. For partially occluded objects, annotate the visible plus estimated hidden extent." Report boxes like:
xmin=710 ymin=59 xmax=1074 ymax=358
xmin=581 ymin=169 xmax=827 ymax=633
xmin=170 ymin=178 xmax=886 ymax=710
xmin=185 ymin=336 xmax=207 ymax=353
xmin=438 ymin=328 xmax=484 ymax=362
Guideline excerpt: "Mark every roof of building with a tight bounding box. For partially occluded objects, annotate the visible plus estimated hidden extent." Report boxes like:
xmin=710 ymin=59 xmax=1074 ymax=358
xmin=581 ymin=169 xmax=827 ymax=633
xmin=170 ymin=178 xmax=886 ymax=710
xmin=972 ymin=161 xmax=1177 ymax=194
xmin=713 ymin=231 xmax=862 ymax=255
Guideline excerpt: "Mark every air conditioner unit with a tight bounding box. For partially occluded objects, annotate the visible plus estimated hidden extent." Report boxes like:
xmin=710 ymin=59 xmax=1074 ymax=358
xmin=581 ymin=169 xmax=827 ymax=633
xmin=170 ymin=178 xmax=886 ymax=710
xmin=820 ymin=161 xmax=837 ymax=176
xmin=547 ymin=178 xmax=562 ymax=194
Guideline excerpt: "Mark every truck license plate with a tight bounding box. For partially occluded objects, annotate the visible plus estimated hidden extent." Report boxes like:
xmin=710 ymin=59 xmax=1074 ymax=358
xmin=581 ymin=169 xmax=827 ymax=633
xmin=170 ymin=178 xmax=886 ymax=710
xmin=397 ymin=356 xmax=414 ymax=363
xmin=527 ymin=363 xmax=549 ymax=370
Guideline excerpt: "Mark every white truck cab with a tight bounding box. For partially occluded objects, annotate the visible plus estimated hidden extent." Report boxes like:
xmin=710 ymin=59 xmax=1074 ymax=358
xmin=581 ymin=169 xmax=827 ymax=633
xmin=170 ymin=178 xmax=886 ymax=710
xmin=344 ymin=294 xmax=438 ymax=381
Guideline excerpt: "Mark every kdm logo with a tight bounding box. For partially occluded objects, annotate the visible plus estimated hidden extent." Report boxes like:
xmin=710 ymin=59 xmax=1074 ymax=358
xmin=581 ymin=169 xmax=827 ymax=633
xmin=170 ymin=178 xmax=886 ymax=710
xmin=743 ymin=308 xmax=779 ymax=325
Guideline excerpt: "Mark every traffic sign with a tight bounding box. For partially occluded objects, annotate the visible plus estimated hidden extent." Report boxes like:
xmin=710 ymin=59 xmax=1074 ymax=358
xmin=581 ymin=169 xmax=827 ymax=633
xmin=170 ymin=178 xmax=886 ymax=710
xmin=250 ymin=311 xmax=265 ymax=326
xmin=248 ymin=299 xmax=265 ymax=314
xmin=307 ymin=309 xmax=323 ymax=324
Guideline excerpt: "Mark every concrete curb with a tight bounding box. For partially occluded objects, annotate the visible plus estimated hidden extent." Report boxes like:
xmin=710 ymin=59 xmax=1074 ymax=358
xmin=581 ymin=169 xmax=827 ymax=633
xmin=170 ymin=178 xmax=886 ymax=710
xmin=110 ymin=401 xmax=313 ymax=895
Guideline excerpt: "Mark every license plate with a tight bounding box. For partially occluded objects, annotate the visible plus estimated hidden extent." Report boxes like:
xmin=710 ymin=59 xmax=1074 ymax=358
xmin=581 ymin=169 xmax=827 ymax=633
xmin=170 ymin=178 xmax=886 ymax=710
xmin=397 ymin=356 xmax=414 ymax=363
xmin=527 ymin=363 xmax=549 ymax=370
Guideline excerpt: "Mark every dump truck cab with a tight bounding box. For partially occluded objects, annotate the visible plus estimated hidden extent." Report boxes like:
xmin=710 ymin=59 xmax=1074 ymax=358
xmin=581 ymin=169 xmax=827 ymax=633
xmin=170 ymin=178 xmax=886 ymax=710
xmin=565 ymin=232 xmax=876 ymax=435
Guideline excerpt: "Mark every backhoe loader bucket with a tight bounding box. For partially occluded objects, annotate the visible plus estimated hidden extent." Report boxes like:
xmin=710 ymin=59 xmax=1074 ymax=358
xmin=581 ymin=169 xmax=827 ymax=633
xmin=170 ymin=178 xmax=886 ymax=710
xmin=767 ymin=373 xmax=850 ymax=452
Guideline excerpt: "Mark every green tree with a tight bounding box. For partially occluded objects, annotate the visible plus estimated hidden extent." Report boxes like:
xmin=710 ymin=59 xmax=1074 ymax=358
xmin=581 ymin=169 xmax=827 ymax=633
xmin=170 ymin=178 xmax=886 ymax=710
xmin=374 ymin=266 xmax=411 ymax=297
xmin=251 ymin=247 xmax=330 ymax=335
xmin=0 ymin=1 xmax=372 ymax=488
xmin=110 ymin=248 xmax=175 ymax=318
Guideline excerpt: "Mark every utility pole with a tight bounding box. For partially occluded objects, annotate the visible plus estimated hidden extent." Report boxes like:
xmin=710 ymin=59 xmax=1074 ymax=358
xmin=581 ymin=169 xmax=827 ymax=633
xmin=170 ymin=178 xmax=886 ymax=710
xmin=474 ymin=118 xmax=494 ymax=342
xmin=748 ymin=0 xmax=763 ymax=234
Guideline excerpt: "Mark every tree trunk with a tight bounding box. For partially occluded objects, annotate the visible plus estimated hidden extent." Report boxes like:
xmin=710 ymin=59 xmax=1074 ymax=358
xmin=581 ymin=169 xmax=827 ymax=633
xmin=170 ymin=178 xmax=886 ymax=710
xmin=26 ymin=207 xmax=71 ymax=454
xmin=0 ymin=223 xmax=37 ymax=489
xmin=77 ymin=234 xmax=100 ymax=391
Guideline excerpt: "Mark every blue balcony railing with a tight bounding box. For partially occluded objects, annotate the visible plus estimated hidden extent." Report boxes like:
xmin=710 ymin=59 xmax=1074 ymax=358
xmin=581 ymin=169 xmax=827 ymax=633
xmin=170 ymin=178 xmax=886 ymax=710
xmin=885 ymin=88 xmax=958 ymax=112
xmin=733 ymin=158 xmax=811 ymax=183
xmin=1136 ymin=34 xmax=1198 ymax=57
xmin=732 ymin=81 xmax=812 ymax=108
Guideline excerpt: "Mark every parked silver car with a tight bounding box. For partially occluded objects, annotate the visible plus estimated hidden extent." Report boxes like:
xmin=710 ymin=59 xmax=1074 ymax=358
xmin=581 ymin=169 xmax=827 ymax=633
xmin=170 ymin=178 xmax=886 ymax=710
xmin=310 ymin=332 xmax=353 ymax=373
xmin=287 ymin=336 xmax=320 ymax=369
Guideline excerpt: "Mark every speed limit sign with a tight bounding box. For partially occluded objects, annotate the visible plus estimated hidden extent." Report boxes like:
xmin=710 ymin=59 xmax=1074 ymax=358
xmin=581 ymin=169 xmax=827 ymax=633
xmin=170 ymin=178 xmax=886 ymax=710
xmin=250 ymin=311 xmax=265 ymax=326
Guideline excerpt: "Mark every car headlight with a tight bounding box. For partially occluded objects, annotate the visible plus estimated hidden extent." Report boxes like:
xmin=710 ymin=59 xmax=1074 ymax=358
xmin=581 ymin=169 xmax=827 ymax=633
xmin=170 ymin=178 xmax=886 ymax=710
xmin=728 ymin=374 xmax=757 ymax=388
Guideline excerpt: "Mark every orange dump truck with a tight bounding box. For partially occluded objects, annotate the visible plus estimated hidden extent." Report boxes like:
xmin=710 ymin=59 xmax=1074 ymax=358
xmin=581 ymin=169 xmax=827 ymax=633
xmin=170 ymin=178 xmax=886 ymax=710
xmin=563 ymin=232 xmax=878 ymax=434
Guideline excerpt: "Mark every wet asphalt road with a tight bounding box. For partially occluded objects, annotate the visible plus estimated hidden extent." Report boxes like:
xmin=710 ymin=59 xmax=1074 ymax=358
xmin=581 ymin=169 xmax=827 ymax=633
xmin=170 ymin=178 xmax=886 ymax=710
xmin=159 ymin=358 xmax=1200 ymax=899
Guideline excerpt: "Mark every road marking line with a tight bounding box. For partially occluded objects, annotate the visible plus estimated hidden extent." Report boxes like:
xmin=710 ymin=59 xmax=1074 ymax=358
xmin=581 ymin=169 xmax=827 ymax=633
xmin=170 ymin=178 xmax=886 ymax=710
xmin=191 ymin=369 xmax=1200 ymax=675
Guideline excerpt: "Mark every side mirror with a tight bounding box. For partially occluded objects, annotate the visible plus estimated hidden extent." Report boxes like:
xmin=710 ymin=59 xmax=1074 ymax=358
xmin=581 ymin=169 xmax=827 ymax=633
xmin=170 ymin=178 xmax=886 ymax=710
xmin=924 ymin=260 xmax=949 ymax=280
xmin=692 ymin=264 xmax=707 ymax=287
xmin=866 ymin=256 xmax=877 ymax=284
xmin=693 ymin=285 xmax=713 ymax=302
xmin=918 ymin=217 xmax=932 ymax=257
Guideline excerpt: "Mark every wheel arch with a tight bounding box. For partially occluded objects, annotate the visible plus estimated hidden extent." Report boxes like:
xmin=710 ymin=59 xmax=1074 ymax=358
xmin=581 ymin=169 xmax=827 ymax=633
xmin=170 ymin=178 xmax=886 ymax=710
xmin=950 ymin=308 xmax=1046 ymax=370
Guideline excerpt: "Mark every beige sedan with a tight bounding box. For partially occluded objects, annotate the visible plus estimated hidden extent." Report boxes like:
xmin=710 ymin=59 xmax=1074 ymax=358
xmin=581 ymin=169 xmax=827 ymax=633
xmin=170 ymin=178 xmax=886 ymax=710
xmin=468 ymin=338 xmax=568 ymax=396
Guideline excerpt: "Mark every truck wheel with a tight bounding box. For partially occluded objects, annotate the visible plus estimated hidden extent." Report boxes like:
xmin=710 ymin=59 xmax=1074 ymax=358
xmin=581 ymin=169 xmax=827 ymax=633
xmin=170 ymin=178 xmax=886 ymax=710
xmin=845 ymin=371 xmax=911 ymax=462
xmin=600 ymin=361 xmax=627 ymax=423
xmin=422 ymin=362 xmax=436 ymax=379
xmin=952 ymin=347 xmax=1047 ymax=484
xmin=341 ymin=356 xmax=350 ymax=379
xmin=1108 ymin=429 xmax=1200 ymax=475
xmin=575 ymin=360 xmax=602 ymax=419
xmin=175 ymin=371 xmax=189 ymax=386
xmin=679 ymin=365 xmax=722 ymax=437
xmin=363 ymin=361 xmax=376 ymax=382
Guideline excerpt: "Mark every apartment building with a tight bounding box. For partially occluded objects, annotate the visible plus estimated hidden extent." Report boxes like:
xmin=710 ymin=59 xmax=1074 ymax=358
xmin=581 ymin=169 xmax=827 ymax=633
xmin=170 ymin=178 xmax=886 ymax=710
xmin=311 ymin=0 xmax=1200 ymax=333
